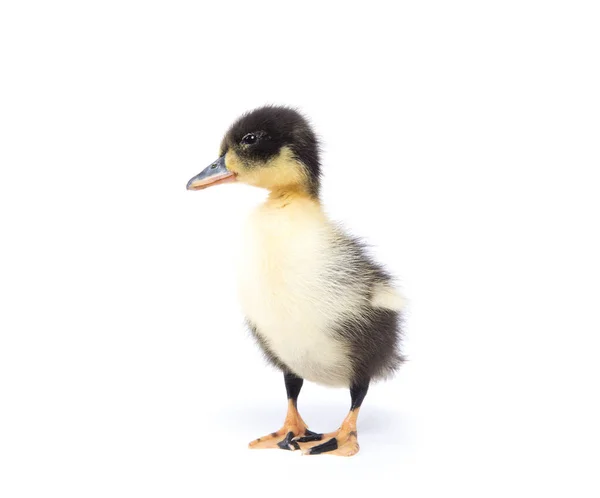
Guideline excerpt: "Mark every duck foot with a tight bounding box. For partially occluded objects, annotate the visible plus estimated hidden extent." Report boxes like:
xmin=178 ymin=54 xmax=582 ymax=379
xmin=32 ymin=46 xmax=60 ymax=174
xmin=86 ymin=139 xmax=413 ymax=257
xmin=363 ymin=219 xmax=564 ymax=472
xmin=292 ymin=406 xmax=362 ymax=457
xmin=248 ymin=399 xmax=316 ymax=450
xmin=293 ymin=427 xmax=360 ymax=456
xmin=249 ymin=427 xmax=318 ymax=450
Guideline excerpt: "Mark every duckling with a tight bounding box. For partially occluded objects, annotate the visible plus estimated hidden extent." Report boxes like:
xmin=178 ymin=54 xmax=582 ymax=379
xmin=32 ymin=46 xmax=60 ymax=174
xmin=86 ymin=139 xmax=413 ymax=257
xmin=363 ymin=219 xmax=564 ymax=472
xmin=186 ymin=105 xmax=404 ymax=456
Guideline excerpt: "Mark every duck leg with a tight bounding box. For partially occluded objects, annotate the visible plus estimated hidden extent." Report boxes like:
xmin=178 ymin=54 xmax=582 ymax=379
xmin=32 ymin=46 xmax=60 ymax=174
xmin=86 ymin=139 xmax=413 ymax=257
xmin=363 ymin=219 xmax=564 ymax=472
xmin=293 ymin=380 xmax=369 ymax=457
xmin=248 ymin=372 xmax=316 ymax=450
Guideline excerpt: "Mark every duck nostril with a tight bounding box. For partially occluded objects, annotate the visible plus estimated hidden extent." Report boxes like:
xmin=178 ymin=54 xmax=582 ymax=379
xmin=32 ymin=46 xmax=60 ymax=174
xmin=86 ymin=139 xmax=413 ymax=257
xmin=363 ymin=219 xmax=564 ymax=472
xmin=211 ymin=163 xmax=218 ymax=169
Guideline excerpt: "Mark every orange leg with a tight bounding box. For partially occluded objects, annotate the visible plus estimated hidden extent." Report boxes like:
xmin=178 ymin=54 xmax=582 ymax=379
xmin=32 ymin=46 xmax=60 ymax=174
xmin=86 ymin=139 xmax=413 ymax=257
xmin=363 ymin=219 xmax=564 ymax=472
xmin=293 ymin=380 xmax=369 ymax=457
xmin=294 ymin=408 xmax=361 ymax=456
xmin=248 ymin=399 xmax=315 ymax=450
xmin=248 ymin=372 xmax=315 ymax=450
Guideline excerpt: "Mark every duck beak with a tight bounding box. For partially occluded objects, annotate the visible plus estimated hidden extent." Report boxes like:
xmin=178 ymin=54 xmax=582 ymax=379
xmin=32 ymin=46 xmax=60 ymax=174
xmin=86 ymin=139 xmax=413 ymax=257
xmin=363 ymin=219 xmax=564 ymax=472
xmin=186 ymin=155 xmax=236 ymax=191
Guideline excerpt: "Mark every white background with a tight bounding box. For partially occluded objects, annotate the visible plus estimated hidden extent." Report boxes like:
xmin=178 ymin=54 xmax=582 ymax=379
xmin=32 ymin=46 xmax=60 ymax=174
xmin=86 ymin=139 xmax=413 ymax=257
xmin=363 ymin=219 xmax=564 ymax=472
xmin=1 ymin=1 xmax=599 ymax=496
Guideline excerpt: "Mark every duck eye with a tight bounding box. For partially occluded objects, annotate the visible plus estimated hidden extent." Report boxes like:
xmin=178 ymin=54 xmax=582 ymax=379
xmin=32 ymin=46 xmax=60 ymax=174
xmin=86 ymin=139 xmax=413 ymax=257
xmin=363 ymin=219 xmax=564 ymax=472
xmin=241 ymin=133 xmax=257 ymax=145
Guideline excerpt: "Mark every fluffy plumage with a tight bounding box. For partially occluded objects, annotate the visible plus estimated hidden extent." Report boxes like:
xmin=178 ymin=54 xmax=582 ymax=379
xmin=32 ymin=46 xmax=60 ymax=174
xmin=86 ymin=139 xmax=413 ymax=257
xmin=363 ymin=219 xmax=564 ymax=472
xmin=239 ymin=194 xmax=404 ymax=387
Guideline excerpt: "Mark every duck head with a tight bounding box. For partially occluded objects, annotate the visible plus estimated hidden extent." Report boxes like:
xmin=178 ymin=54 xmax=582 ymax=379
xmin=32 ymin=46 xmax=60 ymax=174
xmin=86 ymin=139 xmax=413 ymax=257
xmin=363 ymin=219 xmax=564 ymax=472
xmin=186 ymin=105 xmax=321 ymax=198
